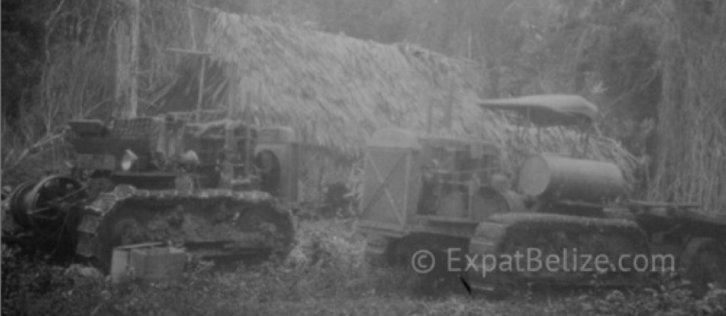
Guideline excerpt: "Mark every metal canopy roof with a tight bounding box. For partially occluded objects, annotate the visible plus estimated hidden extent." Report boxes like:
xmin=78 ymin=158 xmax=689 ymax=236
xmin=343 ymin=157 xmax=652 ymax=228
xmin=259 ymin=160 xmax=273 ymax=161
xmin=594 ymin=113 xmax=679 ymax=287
xmin=478 ymin=94 xmax=599 ymax=127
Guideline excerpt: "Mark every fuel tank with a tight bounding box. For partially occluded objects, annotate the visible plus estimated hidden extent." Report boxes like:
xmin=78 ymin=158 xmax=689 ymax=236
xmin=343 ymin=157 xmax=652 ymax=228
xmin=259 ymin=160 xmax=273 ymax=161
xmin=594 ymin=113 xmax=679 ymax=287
xmin=517 ymin=154 xmax=624 ymax=203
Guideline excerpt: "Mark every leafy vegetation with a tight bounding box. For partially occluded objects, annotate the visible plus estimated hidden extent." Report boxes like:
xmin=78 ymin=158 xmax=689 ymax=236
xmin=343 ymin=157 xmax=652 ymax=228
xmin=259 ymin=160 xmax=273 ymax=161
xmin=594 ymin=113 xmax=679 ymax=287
xmin=2 ymin=220 xmax=724 ymax=316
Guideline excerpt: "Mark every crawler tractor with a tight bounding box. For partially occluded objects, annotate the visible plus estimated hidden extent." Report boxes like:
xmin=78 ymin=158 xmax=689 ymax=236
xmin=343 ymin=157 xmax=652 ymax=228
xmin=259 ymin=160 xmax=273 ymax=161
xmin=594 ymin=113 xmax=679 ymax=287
xmin=357 ymin=95 xmax=726 ymax=297
xmin=5 ymin=111 xmax=299 ymax=271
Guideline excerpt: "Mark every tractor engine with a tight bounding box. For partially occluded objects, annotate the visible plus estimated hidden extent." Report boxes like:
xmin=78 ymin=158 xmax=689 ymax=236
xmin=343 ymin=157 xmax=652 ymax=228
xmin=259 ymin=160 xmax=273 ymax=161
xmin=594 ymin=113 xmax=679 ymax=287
xmin=416 ymin=137 xmax=518 ymax=221
xmin=66 ymin=114 xmax=298 ymax=202
xmin=358 ymin=128 xmax=524 ymax=236
xmin=67 ymin=115 xmax=248 ymax=192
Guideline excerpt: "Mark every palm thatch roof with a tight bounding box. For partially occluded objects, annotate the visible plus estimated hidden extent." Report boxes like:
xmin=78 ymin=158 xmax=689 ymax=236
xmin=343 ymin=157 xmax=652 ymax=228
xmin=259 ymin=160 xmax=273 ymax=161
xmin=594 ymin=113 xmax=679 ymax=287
xmin=153 ymin=11 xmax=639 ymax=188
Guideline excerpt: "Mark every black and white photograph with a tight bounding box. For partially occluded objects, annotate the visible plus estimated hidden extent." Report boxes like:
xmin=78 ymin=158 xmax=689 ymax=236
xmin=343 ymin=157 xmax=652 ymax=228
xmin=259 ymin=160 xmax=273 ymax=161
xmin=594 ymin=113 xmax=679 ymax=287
xmin=2 ymin=0 xmax=725 ymax=315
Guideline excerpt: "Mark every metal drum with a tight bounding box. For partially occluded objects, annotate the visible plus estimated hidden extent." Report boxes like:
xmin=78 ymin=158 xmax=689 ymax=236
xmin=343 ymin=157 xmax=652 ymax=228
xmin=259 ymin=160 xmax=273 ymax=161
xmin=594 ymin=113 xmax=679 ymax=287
xmin=517 ymin=154 xmax=624 ymax=202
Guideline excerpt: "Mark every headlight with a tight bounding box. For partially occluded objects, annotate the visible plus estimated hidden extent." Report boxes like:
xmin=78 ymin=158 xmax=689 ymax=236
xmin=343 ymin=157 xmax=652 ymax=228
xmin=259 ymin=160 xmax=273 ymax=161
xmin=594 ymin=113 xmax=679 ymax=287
xmin=121 ymin=149 xmax=138 ymax=171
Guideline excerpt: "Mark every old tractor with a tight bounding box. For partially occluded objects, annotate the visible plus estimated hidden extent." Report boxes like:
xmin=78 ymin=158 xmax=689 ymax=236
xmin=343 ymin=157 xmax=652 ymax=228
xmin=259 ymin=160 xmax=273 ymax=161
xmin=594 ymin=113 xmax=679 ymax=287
xmin=357 ymin=95 xmax=726 ymax=297
xmin=4 ymin=111 xmax=299 ymax=271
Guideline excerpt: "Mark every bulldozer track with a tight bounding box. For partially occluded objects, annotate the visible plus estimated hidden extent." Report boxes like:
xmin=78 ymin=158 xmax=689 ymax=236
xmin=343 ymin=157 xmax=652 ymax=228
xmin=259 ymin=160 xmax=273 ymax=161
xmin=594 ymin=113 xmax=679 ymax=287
xmin=77 ymin=186 xmax=296 ymax=271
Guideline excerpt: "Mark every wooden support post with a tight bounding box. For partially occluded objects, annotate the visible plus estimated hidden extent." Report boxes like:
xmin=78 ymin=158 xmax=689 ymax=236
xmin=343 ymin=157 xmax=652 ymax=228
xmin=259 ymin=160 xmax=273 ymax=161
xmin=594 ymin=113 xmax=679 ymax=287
xmin=129 ymin=0 xmax=139 ymax=118
xmin=445 ymin=75 xmax=455 ymax=131
xmin=244 ymin=91 xmax=252 ymax=175
xmin=196 ymin=57 xmax=206 ymax=122
xmin=115 ymin=0 xmax=140 ymax=119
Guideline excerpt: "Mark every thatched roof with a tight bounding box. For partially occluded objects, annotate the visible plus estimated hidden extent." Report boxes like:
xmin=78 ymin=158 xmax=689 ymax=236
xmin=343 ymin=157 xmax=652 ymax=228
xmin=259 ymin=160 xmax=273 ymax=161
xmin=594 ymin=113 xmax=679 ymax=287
xmin=154 ymin=11 xmax=639 ymax=187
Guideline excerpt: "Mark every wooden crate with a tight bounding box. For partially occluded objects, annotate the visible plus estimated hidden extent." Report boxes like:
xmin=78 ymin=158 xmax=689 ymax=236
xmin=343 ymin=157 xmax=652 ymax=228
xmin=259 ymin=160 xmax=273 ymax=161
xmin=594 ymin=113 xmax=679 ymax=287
xmin=111 ymin=242 xmax=187 ymax=283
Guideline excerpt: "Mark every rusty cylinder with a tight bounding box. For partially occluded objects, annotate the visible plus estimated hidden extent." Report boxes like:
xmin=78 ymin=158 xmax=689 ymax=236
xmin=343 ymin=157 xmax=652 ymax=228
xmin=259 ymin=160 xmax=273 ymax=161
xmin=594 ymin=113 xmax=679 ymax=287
xmin=517 ymin=154 xmax=624 ymax=203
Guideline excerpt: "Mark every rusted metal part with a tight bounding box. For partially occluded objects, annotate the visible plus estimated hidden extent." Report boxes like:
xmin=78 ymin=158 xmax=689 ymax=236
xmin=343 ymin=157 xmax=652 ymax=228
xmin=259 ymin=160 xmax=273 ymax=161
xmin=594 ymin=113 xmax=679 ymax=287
xmin=75 ymin=185 xmax=295 ymax=269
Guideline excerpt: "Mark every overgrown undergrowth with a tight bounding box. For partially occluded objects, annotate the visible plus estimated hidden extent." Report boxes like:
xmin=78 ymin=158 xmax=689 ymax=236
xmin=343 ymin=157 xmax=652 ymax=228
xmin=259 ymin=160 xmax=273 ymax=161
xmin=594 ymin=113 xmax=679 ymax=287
xmin=2 ymin=219 xmax=724 ymax=316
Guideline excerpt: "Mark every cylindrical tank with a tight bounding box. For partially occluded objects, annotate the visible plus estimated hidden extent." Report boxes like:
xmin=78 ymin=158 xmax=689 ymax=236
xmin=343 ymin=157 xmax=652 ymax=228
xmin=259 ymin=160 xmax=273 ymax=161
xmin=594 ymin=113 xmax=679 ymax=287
xmin=517 ymin=154 xmax=624 ymax=202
